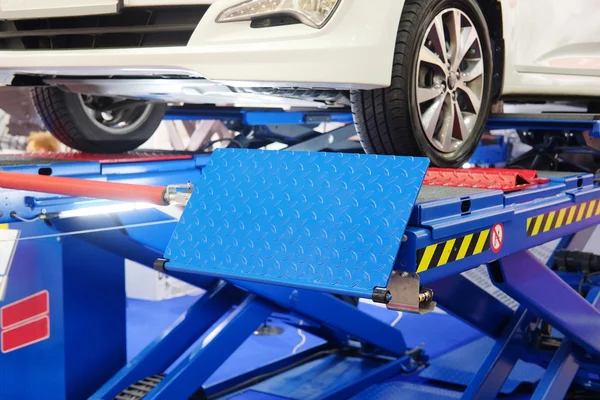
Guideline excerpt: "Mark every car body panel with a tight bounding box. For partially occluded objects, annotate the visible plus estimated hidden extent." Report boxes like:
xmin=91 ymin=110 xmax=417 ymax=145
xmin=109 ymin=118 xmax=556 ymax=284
xmin=0 ymin=0 xmax=598 ymax=101
xmin=0 ymin=0 xmax=405 ymax=92
xmin=0 ymin=0 xmax=119 ymax=19
xmin=501 ymin=0 xmax=600 ymax=97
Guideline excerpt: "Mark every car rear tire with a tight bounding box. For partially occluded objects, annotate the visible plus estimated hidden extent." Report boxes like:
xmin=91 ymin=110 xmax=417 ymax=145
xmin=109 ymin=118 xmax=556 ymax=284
xmin=32 ymin=87 xmax=166 ymax=153
xmin=351 ymin=0 xmax=493 ymax=167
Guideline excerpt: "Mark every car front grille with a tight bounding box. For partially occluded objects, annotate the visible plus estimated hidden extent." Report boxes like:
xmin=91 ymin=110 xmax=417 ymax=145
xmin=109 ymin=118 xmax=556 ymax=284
xmin=0 ymin=6 xmax=209 ymax=50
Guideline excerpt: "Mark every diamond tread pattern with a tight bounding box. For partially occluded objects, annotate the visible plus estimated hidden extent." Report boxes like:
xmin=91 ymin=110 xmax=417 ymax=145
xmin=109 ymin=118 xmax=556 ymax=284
xmin=165 ymin=149 xmax=428 ymax=297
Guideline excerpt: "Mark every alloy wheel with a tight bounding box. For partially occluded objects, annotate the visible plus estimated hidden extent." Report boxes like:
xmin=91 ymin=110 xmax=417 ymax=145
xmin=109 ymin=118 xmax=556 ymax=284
xmin=416 ymin=8 xmax=484 ymax=153
xmin=79 ymin=95 xmax=153 ymax=136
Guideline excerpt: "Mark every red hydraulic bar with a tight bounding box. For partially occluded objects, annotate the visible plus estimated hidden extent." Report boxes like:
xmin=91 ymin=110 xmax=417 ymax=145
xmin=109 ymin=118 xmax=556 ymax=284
xmin=0 ymin=171 xmax=168 ymax=205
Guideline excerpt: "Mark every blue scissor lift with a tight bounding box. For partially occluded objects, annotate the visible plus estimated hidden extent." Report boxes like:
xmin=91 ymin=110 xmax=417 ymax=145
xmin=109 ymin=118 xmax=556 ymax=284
xmin=0 ymin=112 xmax=599 ymax=400
xmin=486 ymin=112 xmax=600 ymax=172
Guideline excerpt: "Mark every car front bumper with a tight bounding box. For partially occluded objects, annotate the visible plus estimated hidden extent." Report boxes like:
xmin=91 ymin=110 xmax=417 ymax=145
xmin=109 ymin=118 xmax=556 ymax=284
xmin=0 ymin=0 xmax=405 ymax=90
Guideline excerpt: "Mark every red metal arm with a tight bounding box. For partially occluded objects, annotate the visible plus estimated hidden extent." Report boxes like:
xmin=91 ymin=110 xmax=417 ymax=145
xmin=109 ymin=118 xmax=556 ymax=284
xmin=424 ymin=168 xmax=550 ymax=192
xmin=0 ymin=171 xmax=167 ymax=205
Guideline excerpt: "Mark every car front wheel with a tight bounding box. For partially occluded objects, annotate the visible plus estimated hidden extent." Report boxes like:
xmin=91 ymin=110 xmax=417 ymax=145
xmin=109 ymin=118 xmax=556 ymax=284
xmin=351 ymin=0 xmax=493 ymax=167
xmin=32 ymin=87 xmax=166 ymax=153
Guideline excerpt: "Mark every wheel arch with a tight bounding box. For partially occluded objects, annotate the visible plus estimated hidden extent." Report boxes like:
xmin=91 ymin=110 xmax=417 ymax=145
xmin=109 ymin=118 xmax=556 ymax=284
xmin=477 ymin=0 xmax=504 ymax=100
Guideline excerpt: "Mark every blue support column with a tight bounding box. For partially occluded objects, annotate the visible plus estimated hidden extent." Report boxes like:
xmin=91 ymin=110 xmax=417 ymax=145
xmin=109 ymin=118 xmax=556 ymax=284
xmin=145 ymin=295 xmax=277 ymax=400
xmin=91 ymin=282 xmax=243 ymax=399
xmin=0 ymin=222 xmax=126 ymax=400
xmin=462 ymin=308 xmax=534 ymax=400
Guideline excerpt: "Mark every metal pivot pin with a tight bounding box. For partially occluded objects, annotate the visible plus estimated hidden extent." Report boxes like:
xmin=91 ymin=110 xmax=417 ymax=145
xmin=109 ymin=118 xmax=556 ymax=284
xmin=372 ymin=271 xmax=436 ymax=315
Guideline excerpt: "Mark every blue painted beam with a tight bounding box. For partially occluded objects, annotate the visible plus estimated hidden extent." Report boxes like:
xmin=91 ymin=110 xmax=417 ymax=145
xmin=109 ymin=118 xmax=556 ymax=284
xmin=428 ymin=274 xmax=514 ymax=338
xmin=462 ymin=308 xmax=535 ymax=399
xmin=492 ymin=251 xmax=600 ymax=356
xmin=531 ymin=288 xmax=600 ymax=400
xmin=145 ymin=295 xmax=276 ymax=400
xmin=91 ymin=282 xmax=243 ymax=399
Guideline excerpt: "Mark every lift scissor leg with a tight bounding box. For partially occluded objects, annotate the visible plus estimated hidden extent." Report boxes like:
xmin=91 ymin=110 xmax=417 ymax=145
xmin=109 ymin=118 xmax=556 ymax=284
xmin=531 ymin=339 xmax=580 ymax=400
xmin=457 ymin=252 xmax=600 ymax=400
xmin=143 ymin=295 xmax=276 ymax=400
xmin=92 ymin=282 xmax=244 ymax=399
xmin=461 ymin=308 xmax=535 ymax=399
xmin=462 ymin=260 xmax=600 ymax=400
xmin=73 ymin=208 xmax=416 ymax=399
xmin=233 ymin=282 xmax=408 ymax=357
xmin=530 ymin=287 xmax=600 ymax=399
xmin=491 ymin=251 xmax=600 ymax=355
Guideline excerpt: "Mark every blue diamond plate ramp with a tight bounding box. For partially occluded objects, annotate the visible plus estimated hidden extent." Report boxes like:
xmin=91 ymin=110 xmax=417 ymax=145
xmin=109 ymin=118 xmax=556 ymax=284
xmin=164 ymin=149 xmax=429 ymax=297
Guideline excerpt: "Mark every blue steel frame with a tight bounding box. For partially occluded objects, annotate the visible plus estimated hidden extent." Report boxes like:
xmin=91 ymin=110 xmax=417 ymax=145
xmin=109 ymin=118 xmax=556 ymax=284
xmin=401 ymin=174 xmax=600 ymax=286
xmin=486 ymin=116 xmax=600 ymax=138
xmin=166 ymin=109 xmax=600 ymax=136
xmin=2 ymin=144 xmax=600 ymax=399
xmin=51 ymin=212 xmax=413 ymax=400
xmin=158 ymin=149 xmax=600 ymax=398
xmin=468 ymin=135 xmax=509 ymax=166
xmin=0 ymin=155 xmax=209 ymax=223
xmin=0 ymin=155 xmax=417 ymax=400
xmin=391 ymin=173 xmax=600 ymax=398
xmin=164 ymin=107 xmax=354 ymax=126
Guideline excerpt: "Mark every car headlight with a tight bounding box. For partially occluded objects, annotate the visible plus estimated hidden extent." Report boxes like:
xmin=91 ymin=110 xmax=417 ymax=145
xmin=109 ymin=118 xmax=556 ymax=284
xmin=216 ymin=0 xmax=341 ymax=29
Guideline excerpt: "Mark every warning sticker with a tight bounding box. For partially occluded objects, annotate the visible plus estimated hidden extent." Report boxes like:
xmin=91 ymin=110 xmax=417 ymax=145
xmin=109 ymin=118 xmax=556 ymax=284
xmin=1 ymin=290 xmax=48 ymax=329
xmin=1 ymin=316 xmax=50 ymax=353
xmin=491 ymin=223 xmax=504 ymax=253
xmin=0 ymin=290 xmax=50 ymax=353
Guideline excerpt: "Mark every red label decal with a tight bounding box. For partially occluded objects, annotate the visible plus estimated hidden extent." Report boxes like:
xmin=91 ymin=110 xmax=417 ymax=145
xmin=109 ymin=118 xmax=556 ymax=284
xmin=1 ymin=290 xmax=49 ymax=329
xmin=1 ymin=316 xmax=50 ymax=353
xmin=491 ymin=223 xmax=504 ymax=253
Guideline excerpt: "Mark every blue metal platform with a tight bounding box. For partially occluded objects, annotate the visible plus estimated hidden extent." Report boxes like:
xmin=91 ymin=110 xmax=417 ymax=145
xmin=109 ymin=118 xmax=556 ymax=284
xmin=158 ymin=149 xmax=600 ymax=399
xmin=0 ymin=144 xmax=599 ymax=399
xmin=164 ymin=149 xmax=429 ymax=297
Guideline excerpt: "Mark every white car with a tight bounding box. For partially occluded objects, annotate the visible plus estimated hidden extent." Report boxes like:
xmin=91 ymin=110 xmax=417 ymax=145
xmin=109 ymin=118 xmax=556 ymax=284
xmin=0 ymin=0 xmax=595 ymax=166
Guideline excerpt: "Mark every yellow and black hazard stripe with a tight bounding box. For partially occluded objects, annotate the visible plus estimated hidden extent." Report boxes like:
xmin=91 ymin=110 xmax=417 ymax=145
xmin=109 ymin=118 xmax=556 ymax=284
xmin=416 ymin=229 xmax=491 ymax=272
xmin=527 ymin=199 xmax=600 ymax=237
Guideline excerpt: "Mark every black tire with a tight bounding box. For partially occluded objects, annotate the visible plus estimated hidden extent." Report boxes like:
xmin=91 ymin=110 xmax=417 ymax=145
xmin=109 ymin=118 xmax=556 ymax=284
xmin=351 ymin=0 xmax=493 ymax=167
xmin=113 ymin=375 xmax=165 ymax=400
xmin=31 ymin=87 xmax=166 ymax=153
